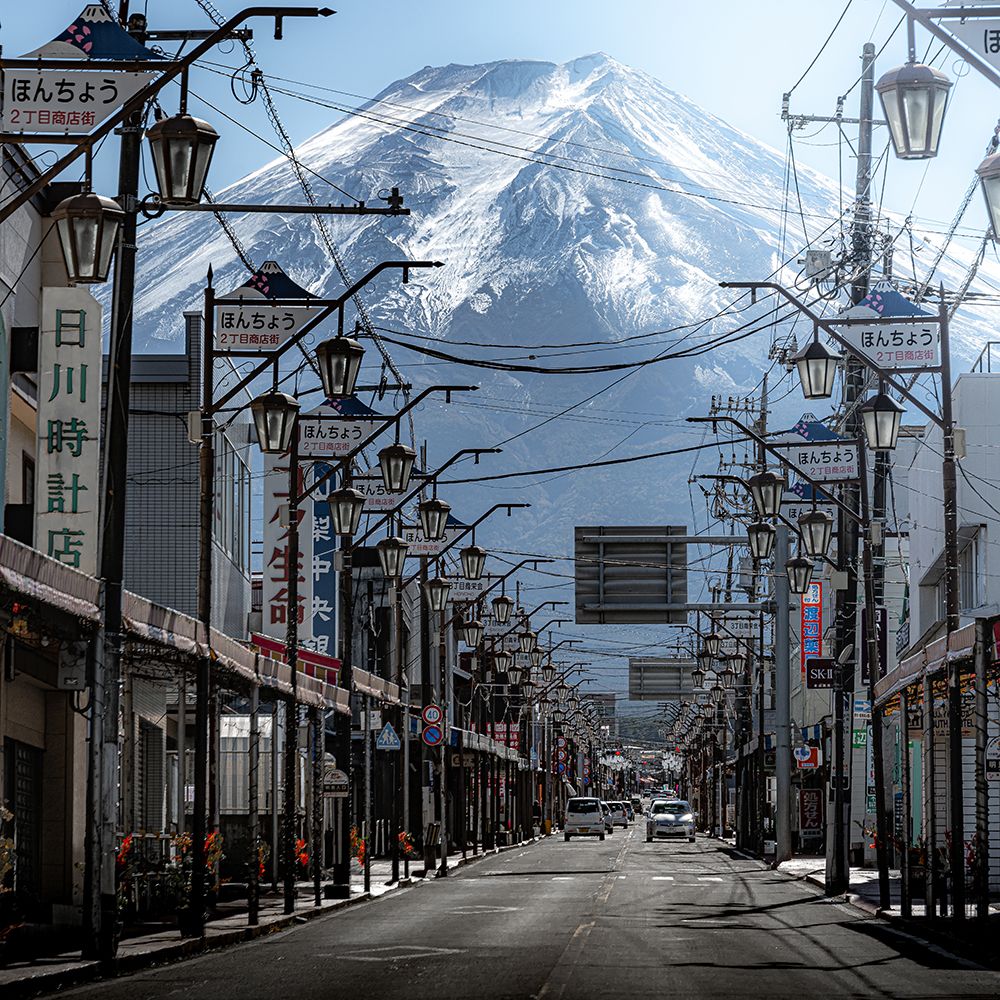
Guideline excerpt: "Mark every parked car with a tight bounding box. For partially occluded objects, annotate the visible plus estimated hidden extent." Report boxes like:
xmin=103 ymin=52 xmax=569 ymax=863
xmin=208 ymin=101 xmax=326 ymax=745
xmin=645 ymin=799 xmax=695 ymax=843
xmin=630 ymin=795 xmax=643 ymax=814
xmin=608 ymin=801 xmax=629 ymax=827
xmin=564 ymin=797 xmax=605 ymax=840
xmin=599 ymin=801 xmax=614 ymax=834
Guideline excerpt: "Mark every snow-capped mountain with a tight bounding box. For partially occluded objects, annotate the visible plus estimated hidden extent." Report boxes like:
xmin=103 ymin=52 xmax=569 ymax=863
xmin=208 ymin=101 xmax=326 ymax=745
xmin=128 ymin=54 xmax=998 ymax=574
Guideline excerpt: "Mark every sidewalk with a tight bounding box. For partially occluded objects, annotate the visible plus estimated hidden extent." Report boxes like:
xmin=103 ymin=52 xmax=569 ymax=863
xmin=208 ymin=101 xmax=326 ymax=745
xmin=0 ymin=840 xmax=541 ymax=999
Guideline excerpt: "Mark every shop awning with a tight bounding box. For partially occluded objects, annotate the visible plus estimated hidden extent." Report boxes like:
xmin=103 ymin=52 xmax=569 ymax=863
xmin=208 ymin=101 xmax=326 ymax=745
xmin=0 ymin=535 xmax=100 ymax=622
xmin=874 ymin=620 xmax=977 ymax=707
xmin=352 ymin=667 xmax=401 ymax=705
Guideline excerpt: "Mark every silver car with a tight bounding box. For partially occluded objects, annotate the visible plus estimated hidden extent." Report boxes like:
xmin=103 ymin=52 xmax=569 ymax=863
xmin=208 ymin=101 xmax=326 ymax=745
xmin=645 ymin=798 xmax=695 ymax=842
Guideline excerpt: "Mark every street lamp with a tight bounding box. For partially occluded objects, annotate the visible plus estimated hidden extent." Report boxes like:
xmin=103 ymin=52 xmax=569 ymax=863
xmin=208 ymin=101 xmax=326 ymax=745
xmin=710 ymin=684 xmax=725 ymax=705
xmin=378 ymin=442 xmax=416 ymax=493
xmin=542 ymin=661 xmax=555 ymax=684
xmin=720 ymin=664 xmax=737 ymax=690
xmin=746 ymin=520 xmax=776 ymax=561
xmin=249 ymin=389 xmax=299 ymax=454
xmin=418 ymin=497 xmax=451 ymax=541
xmin=492 ymin=594 xmax=514 ymax=625
xmin=423 ymin=575 xmax=451 ymax=613
xmin=860 ymin=391 xmax=905 ymax=451
xmin=519 ymin=629 xmax=537 ymax=654
xmin=508 ymin=662 xmax=525 ymax=684
xmin=747 ymin=471 xmax=783 ymax=518
xmin=376 ymin=535 xmax=408 ymax=579
xmin=459 ymin=544 xmax=487 ymax=581
xmin=798 ymin=509 xmax=833 ymax=559
xmin=704 ymin=632 xmax=723 ymax=658
xmin=315 ymin=335 xmax=365 ymax=399
xmin=494 ymin=650 xmax=513 ymax=675
xmin=146 ymin=112 xmax=220 ymax=205
xmin=726 ymin=651 xmax=747 ymax=675
xmin=696 ymin=647 xmax=713 ymax=674
xmin=529 ymin=649 xmax=543 ymax=669
xmin=785 ymin=556 xmax=814 ymax=595
xmin=458 ymin=618 xmax=483 ymax=647
xmin=793 ymin=337 xmax=839 ymax=399
xmin=328 ymin=486 xmax=365 ymax=536
xmin=691 ymin=665 xmax=705 ymax=689
xmin=51 ymin=191 xmax=124 ymax=284
xmin=876 ymin=61 xmax=951 ymax=160
xmin=975 ymin=151 xmax=1000 ymax=242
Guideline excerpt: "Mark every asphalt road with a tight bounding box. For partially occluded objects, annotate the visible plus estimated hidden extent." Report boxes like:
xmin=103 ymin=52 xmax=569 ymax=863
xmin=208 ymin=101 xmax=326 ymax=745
xmin=60 ymin=827 xmax=1000 ymax=999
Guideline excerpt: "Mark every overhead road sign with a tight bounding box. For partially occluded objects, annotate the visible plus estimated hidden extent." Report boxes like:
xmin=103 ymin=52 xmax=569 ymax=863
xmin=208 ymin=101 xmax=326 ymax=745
xmin=628 ymin=658 xmax=697 ymax=701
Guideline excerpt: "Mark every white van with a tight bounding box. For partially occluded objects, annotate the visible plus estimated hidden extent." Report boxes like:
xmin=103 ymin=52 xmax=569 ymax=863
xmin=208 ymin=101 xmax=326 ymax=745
xmin=563 ymin=797 xmax=605 ymax=841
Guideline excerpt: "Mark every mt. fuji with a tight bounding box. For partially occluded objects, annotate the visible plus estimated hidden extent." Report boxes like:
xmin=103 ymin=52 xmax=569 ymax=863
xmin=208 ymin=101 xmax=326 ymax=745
xmin=128 ymin=53 xmax=998 ymax=566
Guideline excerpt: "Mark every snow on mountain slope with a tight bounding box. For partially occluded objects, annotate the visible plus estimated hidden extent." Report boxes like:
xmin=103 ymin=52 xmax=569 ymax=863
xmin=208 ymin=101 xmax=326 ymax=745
xmin=126 ymin=53 xmax=1000 ymax=576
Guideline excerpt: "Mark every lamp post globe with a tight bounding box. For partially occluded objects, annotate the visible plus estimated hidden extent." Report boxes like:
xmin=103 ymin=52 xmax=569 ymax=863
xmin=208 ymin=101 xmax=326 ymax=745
xmin=976 ymin=152 xmax=1000 ymax=241
xmin=542 ymin=662 xmax=555 ymax=684
xmin=747 ymin=470 xmax=783 ymax=518
xmin=378 ymin=442 xmax=416 ymax=493
xmin=876 ymin=61 xmax=951 ymax=160
xmin=376 ymin=535 xmax=408 ymax=579
xmin=249 ymin=390 xmax=299 ymax=454
xmin=145 ymin=112 xmax=219 ymax=205
xmin=423 ymin=575 xmax=451 ymax=613
xmin=51 ymin=191 xmax=124 ymax=284
xmin=459 ymin=618 xmax=484 ymax=647
xmin=785 ymin=556 xmax=814 ymax=595
xmin=492 ymin=594 xmax=514 ymax=625
xmin=798 ymin=509 xmax=833 ymax=558
xmin=696 ymin=647 xmax=713 ymax=674
xmin=720 ymin=665 xmax=737 ymax=690
xmin=793 ymin=338 xmax=839 ymax=400
xmin=710 ymin=684 xmax=725 ymax=705
xmin=328 ymin=486 xmax=365 ymax=536
xmin=691 ymin=666 xmax=705 ymax=689
xmin=315 ymin=335 xmax=364 ymax=399
xmin=529 ymin=649 xmax=543 ymax=669
xmin=746 ymin=520 xmax=776 ymax=561
xmin=860 ymin=392 xmax=905 ymax=451
xmin=417 ymin=497 xmax=451 ymax=541
xmin=727 ymin=651 xmax=747 ymax=675
xmin=568 ymin=693 xmax=580 ymax=710
xmin=459 ymin=544 xmax=487 ymax=581
xmin=494 ymin=649 xmax=513 ymax=675
xmin=705 ymin=632 xmax=723 ymax=658
xmin=518 ymin=629 xmax=537 ymax=654
xmin=508 ymin=662 xmax=525 ymax=685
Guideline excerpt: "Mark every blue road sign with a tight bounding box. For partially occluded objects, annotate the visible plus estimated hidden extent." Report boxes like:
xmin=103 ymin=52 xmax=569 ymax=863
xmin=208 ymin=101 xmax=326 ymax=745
xmin=422 ymin=724 xmax=444 ymax=747
xmin=376 ymin=722 xmax=401 ymax=751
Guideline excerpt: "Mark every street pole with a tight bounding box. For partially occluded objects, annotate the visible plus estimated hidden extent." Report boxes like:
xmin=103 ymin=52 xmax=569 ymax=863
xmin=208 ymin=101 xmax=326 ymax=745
xmin=774 ymin=524 xmax=792 ymax=863
xmin=332 ymin=533 xmax=355 ymax=896
xmin=282 ymin=435 xmax=301 ymax=914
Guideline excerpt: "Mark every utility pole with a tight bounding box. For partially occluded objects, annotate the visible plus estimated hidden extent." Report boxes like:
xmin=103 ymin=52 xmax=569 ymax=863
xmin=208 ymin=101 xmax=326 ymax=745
xmin=774 ymin=524 xmax=792 ymax=863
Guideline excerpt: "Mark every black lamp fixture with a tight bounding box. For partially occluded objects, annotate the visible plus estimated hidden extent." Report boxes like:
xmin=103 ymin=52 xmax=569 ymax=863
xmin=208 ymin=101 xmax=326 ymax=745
xmin=492 ymin=593 xmax=514 ymax=625
xmin=704 ymin=632 xmax=723 ymax=658
xmin=798 ymin=509 xmax=833 ymax=559
xmin=315 ymin=334 xmax=364 ymax=399
xmin=249 ymin=389 xmax=299 ymax=454
xmin=785 ymin=556 xmax=814 ymax=595
xmin=747 ymin=470 xmax=783 ymax=518
xmin=376 ymin=535 xmax=408 ymax=579
xmin=328 ymin=486 xmax=365 ymax=536
xmin=860 ymin=390 xmax=905 ymax=452
xmin=146 ymin=112 xmax=220 ymax=205
xmin=529 ymin=649 xmax=543 ymax=669
xmin=793 ymin=336 xmax=839 ymax=400
xmin=51 ymin=191 xmax=124 ymax=284
xmin=459 ymin=544 xmax=487 ymax=581
xmin=710 ymin=683 xmax=725 ymax=705
xmin=518 ymin=629 xmax=537 ymax=654
xmin=423 ymin=575 xmax=451 ymax=613
xmin=876 ymin=55 xmax=951 ymax=160
xmin=720 ymin=664 xmax=737 ymax=690
xmin=378 ymin=442 xmax=416 ymax=493
xmin=417 ymin=496 xmax=451 ymax=541
xmin=494 ymin=649 xmax=513 ymax=675
xmin=746 ymin=520 xmax=776 ymax=561
xmin=696 ymin=647 xmax=713 ymax=674
xmin=542 ymin=661 xmax=555 ymax=684
xmin=459 ymin=618 xmax=483 ymax=647
xmin=691 ymin=665 xmax=705 ymax=689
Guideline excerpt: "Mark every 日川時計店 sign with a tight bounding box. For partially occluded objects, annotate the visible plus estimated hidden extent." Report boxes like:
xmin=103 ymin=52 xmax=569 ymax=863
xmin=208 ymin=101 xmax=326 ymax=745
xmin=1 ymin=69 xmax=156 ymax=135
xmin=35 ymin=288 xmax=102 ymax=575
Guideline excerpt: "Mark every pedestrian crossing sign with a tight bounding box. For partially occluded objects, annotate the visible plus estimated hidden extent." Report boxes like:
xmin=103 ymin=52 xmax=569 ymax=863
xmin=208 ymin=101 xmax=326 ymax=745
xmin=376 ymin=722 xmax=401 ymax=751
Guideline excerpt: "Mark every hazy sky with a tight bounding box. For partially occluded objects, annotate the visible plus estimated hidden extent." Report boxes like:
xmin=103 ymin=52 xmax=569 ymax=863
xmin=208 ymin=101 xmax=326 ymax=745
xmin=4 ymin=1 xmax=998 ymax=238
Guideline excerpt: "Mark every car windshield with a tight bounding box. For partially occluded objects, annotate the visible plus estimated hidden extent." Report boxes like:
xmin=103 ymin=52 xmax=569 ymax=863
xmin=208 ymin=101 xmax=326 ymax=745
xmin=651 ymin=801 xmax=690 ymax=815
xmin=567 ymin=799 xmax=599 ymax=814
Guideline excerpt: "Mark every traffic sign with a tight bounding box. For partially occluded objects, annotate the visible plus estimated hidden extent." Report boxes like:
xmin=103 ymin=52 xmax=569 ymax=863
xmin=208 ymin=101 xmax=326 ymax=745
xmin=793 ymin=745 xmax=821 ymax=769
xmin=422 ymin=704 xmax=444 ymax=726
xmin=375 ymin=722 xmax=401 ymax=751
xmin=422 ymin=724 xmax=444 ymax=747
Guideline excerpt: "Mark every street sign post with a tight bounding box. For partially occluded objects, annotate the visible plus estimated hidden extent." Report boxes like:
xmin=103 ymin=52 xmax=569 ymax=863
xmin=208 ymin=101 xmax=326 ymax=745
xmin=422 ymin=724 xmax=444 ymax=747
xmin=421 ymin=704 xmax=444 ymax=726
xmin=375 ymin=722 xmax=401 ymax=751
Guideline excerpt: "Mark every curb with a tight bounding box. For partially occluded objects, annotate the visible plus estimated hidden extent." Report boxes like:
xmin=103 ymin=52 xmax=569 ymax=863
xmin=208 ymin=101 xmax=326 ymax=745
xmin=2 ymin=836 xmax=548 ymax=999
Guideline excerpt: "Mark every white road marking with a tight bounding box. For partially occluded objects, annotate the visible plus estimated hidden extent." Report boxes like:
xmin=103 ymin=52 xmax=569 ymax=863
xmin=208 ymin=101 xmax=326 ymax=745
xmin=652 ymin=876 xmax=674 ymax=881
xmin=552 ymin=876 xmax=575 ymax=880
xmin=698 ymin=876 xmax=724 ymax=882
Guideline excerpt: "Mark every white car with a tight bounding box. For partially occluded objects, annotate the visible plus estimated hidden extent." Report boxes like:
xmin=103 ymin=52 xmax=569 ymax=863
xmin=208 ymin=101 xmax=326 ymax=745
xmin=645 ymin=799 xmax=695 ymax=843
xmin=564 ymin=796 xmax=606 ymax=840
xmin=608 ymin=801 xmax=629 ymax=828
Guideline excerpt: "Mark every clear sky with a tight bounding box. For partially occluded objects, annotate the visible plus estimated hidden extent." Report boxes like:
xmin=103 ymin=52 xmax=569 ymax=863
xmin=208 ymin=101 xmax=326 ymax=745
xmin=3 ymin=1 xmax=998 ymax=239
